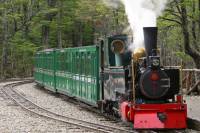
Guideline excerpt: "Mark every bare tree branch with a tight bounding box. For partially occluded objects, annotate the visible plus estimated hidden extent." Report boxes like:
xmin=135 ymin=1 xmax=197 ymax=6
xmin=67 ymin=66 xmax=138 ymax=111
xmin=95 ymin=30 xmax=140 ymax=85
xmin=159 ymin=17 xmax=182 ymax=25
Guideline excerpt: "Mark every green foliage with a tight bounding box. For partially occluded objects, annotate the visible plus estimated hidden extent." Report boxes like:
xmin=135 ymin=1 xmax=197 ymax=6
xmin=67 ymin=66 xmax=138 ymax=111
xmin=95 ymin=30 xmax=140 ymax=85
xmin=175 ymin=52 xmax=191 ymax=61
xmin=158 ymin=0 xmax=200 ymax=67
xmin=0 ymin=0 xmax=128 ymax=78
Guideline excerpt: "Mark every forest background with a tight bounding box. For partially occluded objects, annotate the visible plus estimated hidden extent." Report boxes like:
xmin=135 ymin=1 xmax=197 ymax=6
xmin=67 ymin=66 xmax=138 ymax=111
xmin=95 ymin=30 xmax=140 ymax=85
xmin=0 ymin=0 xmax=200 ymax=79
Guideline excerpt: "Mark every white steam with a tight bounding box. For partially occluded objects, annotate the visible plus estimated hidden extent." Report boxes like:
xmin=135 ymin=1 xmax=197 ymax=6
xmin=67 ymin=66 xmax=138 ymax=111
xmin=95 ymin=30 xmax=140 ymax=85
xmin=121 ymin=0 xmax=167 ymax=50
xmin=102 ymin=0 xmax=167 ymax=51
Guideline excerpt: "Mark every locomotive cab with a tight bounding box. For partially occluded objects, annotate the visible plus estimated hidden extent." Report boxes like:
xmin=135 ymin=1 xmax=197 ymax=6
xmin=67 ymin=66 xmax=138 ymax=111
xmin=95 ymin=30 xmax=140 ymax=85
xmin=100 ymin=35 xmax=132 ymax=114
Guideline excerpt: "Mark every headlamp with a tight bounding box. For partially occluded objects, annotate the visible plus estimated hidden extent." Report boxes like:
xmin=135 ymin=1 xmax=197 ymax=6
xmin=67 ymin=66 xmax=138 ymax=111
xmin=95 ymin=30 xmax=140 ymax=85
xmin=150 ymin=56 xmax=160 ymax=68
xmin=152 ymin=58 xmax=160 ymax=66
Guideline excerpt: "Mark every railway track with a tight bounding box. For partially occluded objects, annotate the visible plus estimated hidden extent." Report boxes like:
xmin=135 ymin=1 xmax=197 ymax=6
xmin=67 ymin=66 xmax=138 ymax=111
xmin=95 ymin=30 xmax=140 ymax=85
xmin=0 ymin=80 xmax=199 ymax=133
xmin=1 ymin=80 xmax=135 ymax=133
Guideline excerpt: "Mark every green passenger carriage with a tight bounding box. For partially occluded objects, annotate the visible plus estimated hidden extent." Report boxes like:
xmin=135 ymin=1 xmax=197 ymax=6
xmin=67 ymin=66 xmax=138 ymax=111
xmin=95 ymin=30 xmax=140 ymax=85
xmin=34 ymin=46 xmax=100 ymax=106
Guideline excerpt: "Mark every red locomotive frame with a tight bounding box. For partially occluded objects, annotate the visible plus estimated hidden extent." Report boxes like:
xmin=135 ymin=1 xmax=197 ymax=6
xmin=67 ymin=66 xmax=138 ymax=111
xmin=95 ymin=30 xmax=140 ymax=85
xmin=120 ymin=95 xmax=187 ymax=129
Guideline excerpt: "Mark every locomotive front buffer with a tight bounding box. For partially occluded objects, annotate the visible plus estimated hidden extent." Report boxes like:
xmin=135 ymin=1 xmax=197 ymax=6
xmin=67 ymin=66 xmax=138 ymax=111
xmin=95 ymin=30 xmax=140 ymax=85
xmin=120 ymin=27 xmax=187 ymax=129
xmin=120 ymin=97 xmax=187 ymax=129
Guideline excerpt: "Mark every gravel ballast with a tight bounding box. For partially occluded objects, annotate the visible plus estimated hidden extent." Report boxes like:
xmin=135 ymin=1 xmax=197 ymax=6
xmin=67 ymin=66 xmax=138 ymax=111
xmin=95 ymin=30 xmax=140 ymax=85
xmin=0 ymin=82 xmax=101 ymax=133
xmin=0 ymin=89 xmax=80 ymax=132
xmin=0 ymin=82 xmax=125 ymax=133
xmin=15 ymin=83 xmax=120 ymax=126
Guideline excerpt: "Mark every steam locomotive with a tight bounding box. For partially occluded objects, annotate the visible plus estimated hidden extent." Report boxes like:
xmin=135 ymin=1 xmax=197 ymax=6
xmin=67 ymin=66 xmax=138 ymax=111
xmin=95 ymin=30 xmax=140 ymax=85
xmin=102 ymin=27 xmax=187 ymax=129
xmin=34 ymin=27 xmax=187 ymax=129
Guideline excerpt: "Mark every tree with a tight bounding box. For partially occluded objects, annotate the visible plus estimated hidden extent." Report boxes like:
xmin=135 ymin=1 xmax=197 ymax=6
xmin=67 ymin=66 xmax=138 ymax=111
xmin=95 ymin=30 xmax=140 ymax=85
xmin=1 ymin=2 xmax=8 ymax=78
xmin=159 ymin=0 xmax=200 ymax=69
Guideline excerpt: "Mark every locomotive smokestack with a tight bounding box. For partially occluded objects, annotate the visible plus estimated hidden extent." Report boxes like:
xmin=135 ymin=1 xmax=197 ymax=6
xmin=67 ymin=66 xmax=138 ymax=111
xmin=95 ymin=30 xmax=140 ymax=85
xmin=143 ymin=27 xmax=158 ymax=57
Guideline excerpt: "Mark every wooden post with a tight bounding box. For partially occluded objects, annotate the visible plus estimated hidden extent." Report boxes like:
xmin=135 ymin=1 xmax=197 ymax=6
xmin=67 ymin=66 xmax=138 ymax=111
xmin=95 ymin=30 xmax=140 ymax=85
xmin=131 ymin=59 xmax=135 ymax=104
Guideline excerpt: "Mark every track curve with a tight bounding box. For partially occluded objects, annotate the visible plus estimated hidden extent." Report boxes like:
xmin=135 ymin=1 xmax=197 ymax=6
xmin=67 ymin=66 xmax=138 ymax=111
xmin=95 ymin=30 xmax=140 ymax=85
xmin=1 ymin=80 xmax=135 ymax=133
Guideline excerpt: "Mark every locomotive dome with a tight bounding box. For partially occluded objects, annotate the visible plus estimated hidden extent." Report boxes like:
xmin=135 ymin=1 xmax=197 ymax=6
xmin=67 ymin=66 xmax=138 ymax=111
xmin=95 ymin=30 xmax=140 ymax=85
xmin=133 ymin=47 xmax=146 ymax=61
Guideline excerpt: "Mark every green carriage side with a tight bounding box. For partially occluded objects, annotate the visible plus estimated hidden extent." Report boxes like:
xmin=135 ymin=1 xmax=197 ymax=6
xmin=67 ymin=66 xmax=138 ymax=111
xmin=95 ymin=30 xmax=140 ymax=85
xmin=34 ymin=51 xmax=44 ymax=85
xmin=43 ymin=49 xmax=56 ymax=91
xmin=34 ymin=49 xmax=56 ymax=91
xmin=34 ymin=46 xmax=101 ymax=106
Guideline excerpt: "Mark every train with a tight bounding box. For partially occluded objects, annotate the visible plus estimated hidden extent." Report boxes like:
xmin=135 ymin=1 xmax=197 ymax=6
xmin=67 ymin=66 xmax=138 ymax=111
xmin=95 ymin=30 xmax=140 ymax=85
xmin=34 ymin=27 xmax=187 ymax=129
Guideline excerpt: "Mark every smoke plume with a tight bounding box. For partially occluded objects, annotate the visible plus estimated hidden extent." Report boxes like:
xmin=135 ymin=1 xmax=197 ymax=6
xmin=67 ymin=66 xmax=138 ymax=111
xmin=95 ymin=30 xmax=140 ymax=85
xmin=121 ymin=0 xmax=167 ymax=50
